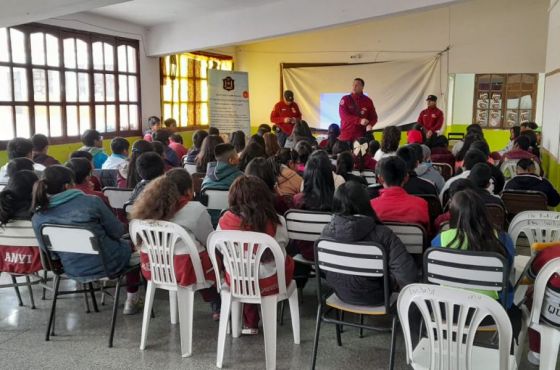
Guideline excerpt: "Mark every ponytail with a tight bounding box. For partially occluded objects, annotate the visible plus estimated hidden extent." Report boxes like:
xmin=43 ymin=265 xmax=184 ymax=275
xmin=31 ymin=165 xmax=74 ymax=212
xmin=32 ymin=179 xmax=49 ymax=212
xmin=0 ymin=191 xmax=16 ymax=225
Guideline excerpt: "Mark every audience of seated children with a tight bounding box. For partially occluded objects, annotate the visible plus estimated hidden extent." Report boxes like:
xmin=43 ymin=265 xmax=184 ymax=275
xmin=168 ymin=133 xmax=187 ymax=160
xmin=429 ymin=135 xmax=455 ymax=169
xmin=66 ymin=158 xmax=110 ymax=207
xmin=396 ymin=145 xmax=438 ymax=196
xmin=31 ymin=134 xmax=59 ymax=167
xmin=271 ymin=149 xmax=302 ymax=197
xmin=335 ymin=151 xmax=367 ymax=186
xmin=353 ymin=137 xmax=376 ymax=171
xmin=163 ymin=117 xmax=177 ymax=130
xmin=505 ymin=158 xmax=560 ymax=207
xmin=319 ymin=123 xmax=340 ymax=153
xmin=502 ymin=135 xmax=540 ymax=163
xmin=0 ymin=138 xmax=45 ymax=182
xmin=217 ymin=176 xmax=292 ymax=334
xmin=321 ymin=181 xmax=417 ymax=305
xmin=237 ymin=141 xmax=266 ymax=172
xmin=229 ymin=130 xmax=246 ymax=153
xmin=373 ymin=126 xmax=401 ymax=162
xmin=31 ymin=165 xmax=142 ymax=314
xmin=263 ymin=132 xmax=281 ymax=157
xmin=415 ymin=145 xmax=445 ymax=193
xmin=195 ymin=134 xmax=224 ymax=174
xmin=121 ymin=140 xmax=153 ymax=189
xmin=370 ymin=156 xmax=430 ymax=231
xmin=439 ymin=148 xmax=487 ymax=202
xmin=78 ymin=129 xmax=108 ymax=169
xmin=245 ymin=157 xmax=292 ymax=214
xmin=131 ymin=168 xmax=221 ymax=320
xmin=201 ymin=143 xmax=243 ymax=191
xmin=129 ymin=152 xmax=165 ymax=203
xmin=153 ymin=129 xmax=180 ymax=167
xmin=143 ymin=116 xmax=161 ymax=142
xmin=185 ymin=130 xmax=209 ymax=164
xmin=0 ymin=170 xmax=39 ymax=225
xmin=70 ymin=151 xmax=102 ymax=191
xmin=499 ymin=126 xmax=521 ymax=155
xmin=467 ymin=163 xmax=505 ymax=207
xmin=102 ymin=137 xmax=130 ymax=170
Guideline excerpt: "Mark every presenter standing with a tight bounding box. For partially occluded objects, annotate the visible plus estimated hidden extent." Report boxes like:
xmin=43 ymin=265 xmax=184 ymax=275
xmin=417 ymin=94 xmax=444 ymax=141
xmin=338 ymin=78 xmax=378 ymax=143
xmin=270 ymin=90 xmax=302 ymax=147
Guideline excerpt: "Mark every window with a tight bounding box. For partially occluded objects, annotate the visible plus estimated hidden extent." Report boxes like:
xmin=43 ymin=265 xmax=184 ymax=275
xmin=0 ymin=23 xmax=140 ymax=146
xmin=160 ymin=52 xmax=233 ymax=128
xmin=473 ymin=73 xmax=538 ymax=128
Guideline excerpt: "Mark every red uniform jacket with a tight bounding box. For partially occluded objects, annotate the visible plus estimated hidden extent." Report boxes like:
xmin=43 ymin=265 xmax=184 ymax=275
xmin=417 ymin=106 xmax=444 ymax=132
xmin=339 ymin=93 xmax=377 ymax=142
xmin=370 ymin=186 xmax=430 ymax=231
xmin=270 ymin=101 xmax=302 ymax=135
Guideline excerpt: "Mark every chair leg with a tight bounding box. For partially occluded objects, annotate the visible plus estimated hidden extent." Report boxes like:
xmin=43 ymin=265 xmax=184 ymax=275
xmin=100 ymin=281 xmax=106 ymax=305
xmin=46 ymin=275 xmax=60 ymax=341
xmin=216 ymin=292 xmax=232 ymax=368
xmin=89 ymin=282 xmax=99 ymax=312
xmin=279 ymin=301 xmax=285 ymax=326
xmin=359 ymin=315 xmax=364 ymax=338
xmin=260 ymin=296 xmax=278 ymax=370
xmin=335 ymin=310 xmax=342 ymax=346
xmin=11 ymin=276 xmax=23 ymax=306
xmin=311 ymin=305 xmax=322 ymax=370
xmin=539 ymin=325 xmax=560 ymax=370
xmin=83 ymin=284 xmax=91 ymax=313
xmin=25 ymin=275 xmax=36 ymax=309
xmin=108 ymin=278 xmax=122 ymax=348
xmin=389 ymin=316 xmax=398 ymax=370
xmin=177 ymin=288 xmax=195 ymax=357
xmin=41 ymin=270 xmax=47 ymax=300
xmin=288 ymin=289 xmax=300 ymax=344
xmin=140 ymin=281 xmax=156 ymax=351
xmin=231 ymin=301 xmax=242 ymax=338
xmin=169 ymin=290 xmax=178 ymax=324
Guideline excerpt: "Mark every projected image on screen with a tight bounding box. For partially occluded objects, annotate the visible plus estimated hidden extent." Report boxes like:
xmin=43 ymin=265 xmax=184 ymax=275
xmin=320 ymin=93 xmax=368 ymax=128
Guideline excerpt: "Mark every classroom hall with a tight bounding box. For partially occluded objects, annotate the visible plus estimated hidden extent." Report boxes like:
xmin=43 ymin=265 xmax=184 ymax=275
xmin=1 ymin=0 xmax=560 ymax=369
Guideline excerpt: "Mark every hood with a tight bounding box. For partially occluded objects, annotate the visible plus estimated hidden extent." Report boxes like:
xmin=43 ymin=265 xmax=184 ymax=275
xmin=48 ymin=189 xmax=84 ymax=209
xmin=323 ymin=214 xmax=377 ymax=242
xmin=206 ymin=161 xmax=238 ymax=182
xmin=415 ymin=163 xmax=431 ymax=177
xmin=510 ymin=174 xmax=543 ymax=187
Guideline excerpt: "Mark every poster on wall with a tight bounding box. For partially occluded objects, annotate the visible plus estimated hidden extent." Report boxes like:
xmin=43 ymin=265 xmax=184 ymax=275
xmin=208 ymin=70 xmax=250 ymax=136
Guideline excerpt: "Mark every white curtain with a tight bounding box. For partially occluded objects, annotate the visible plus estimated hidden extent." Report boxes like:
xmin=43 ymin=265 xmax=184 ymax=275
xmin=282 ymin=56 xmax=443 ymax=130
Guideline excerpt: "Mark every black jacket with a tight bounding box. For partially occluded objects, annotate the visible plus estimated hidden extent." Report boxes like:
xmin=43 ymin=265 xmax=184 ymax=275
xmin=404 ymin=172 xmax=438 ymax=196
xmin=505 ymin=174 xmax=560 ymax=207
xmin=321 ymin=214 xmax=417 ymax=306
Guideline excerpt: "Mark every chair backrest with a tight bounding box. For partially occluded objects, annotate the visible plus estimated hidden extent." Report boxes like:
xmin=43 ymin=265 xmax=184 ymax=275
xmin=205 ymin=190 xmax=229 ymax=210
xmin=184 ymin=163 xmax=198 ymax=175
xmin=417 ymin=194 xmax=443 ymax=223
xmin=398 ymin=283 xmax=513 ymax=370
xmin=500 ymin=159 xmax=541 ymax=180
xmin=123 ymin=202 xmax=134 ymax=220
xmin=0 ymin=220 xmax=39 ymax=247
xmin=102 ymin=187 xmax=133 ymax=210
xmin=207 ymin=230 xmax=288 ymax=298
xmin=501 ymin=189 xmax=548 ymax=218
xmin=351 ymin=170 xmax=361 ymax=176
xmin=508 ymin=211 xmax=560 ymax=246
xmin=530 ymin=257 xmax=560 ymax=329
xmin=423 ymin=247 xmax=509 ymax=307
xmin=385 ymin=222 xmax=427 ymax=255
xmin=361 ymin=170 xmax=377 ymax=184
xmin=0 ymin=220 xmax=43 ymax=273
xmin=485 ymin=204 xmax=506 ymax=231
xmin=129 ymin=219 xmax=205 ymax=288
xmin=284 ymin=209 xmax=333 ymax=242
xmin=92 ymin=169 xmax=118 ymax=188
xmin=432 ymin=162 xmax=453 ymax=181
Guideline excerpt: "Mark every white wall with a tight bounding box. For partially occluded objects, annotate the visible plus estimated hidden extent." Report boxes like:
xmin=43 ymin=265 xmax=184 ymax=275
xmin=40 ymin=12 xmax=161 ymax=129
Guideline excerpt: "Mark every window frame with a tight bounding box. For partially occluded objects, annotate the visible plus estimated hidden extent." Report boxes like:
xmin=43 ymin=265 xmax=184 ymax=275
xmin=0 ymin=23 xmax=141 ymax=149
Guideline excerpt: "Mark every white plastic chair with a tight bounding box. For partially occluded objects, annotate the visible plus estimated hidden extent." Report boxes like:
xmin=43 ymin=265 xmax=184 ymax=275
xmin=129 ymin=219 xmax=212 ymax=357
xmin=102 ymin=187 xmax=133 ymax=210
xmin=184 ymin=163 xmax=198 ymax=175
xmin=205 ymin=190 xmax=229 ymax=211
xmin=397 ymin=283 xmax=517 ymax=370
xmin=529 ymin=257 xmax=560 ymax=370
xmin=207 ymin=230 xmax=300 ymax=370
xmin=501 ymin=159 xmax=541 ymax=180
xmin=385 ymin=222 xmax=427 ymax=255
xmin=284 ymin=209 xmax=332 ymax=265
xmin=508 ymin=211 xmax=560 ymax=247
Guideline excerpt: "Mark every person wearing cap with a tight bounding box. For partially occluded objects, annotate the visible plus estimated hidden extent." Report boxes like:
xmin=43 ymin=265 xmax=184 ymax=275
xmin=504 ymin=158 xmax=560 ymax=207
xmin=270 ymin=90 xmax=302 ymax=147
xmin=417 ymin=95 xmax=444 ymax=140
xmin=338 ymin=78 xmax=378 ymax=143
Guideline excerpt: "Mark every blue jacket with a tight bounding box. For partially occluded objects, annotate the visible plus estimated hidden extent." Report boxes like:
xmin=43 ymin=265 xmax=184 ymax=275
xmin=32 ymin=190 xmax=131 ymax=282
xmin=201 ymin=161 xmax=243 ymax=191
xmin=79 ymin=146 xmax=108 ymax=169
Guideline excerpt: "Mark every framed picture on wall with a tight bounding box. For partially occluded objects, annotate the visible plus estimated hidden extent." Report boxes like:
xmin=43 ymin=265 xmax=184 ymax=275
xmin=489 ymin=110 xmax=502 ymax=127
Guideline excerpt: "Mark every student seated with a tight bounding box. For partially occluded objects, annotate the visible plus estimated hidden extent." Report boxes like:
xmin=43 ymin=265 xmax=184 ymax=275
xmin=415 ymin=145 xmax=445 ymax=193
xmin=196 ymin=135 xmax=224 ymax=174
xmin=151 ymin=141 xmax=172 ymax=172
xmin=294 ymin=140 xmax=313 ymax=173
xmin=373 ymin=126 xmax=400 ymax=162
xmin=407 ymin=125 xmax=424 ymax=144
xmin=31 ymin=134 xmax=59 ymax=167
xmin=467 ymin=163 xmax=505 ymax=206
xmin=229 ymin=130 xmax=246 ymax=153
xmin=321 ymin=181 xmax=417 ymax=306
xmin=439 ymin=149 xmax=487 ymax=202
xmin=163 ymin=117 xmax=177 ymax=130
xmin=499 ymin=126 xmax=520 ymax=155
xmin=131 ymin=168 xmax=221 ymax=320
xmin=208 ymin=127 xmax=220 ymax=136
xmin=353 ymin=137 xmax=376 ymax=171
xmin=31 ymin=166 xmax=142 ymax=314
xmin=143 ymin=116 xmax=161 ymax=142
xmin=102 ymin=137 xmax=130 ymax=170
xmin=78 ymin=129 xmax=108 ymax=169
xmin=185 ymin=130 xmax=208 ymax=164
xmin=70 ymin=151 xmax=102 ymax=191
xmin=454 ymin=133 xmax=483 ymax=171
xmin=263 ymin=132 xmax=281 ymax=157
xmin=451 ymin=123 xmax=483 ymax=156
xmin=217 ymin=176 xmax=292 ymax=334
xmin=335 ymin=151 xmax=367 ymax=186
xmin=284 ymin=121 xmax=317 ymax=149
xmin=129 ymin=152 xmax=165 ymax=203
xmin=201 ymin=143 xmax=243 ymax=191
xmin=118 ymin=140 xmax=153 ymax=189
xmin=502 ymin=135 xmax=540 ymax=163
xmin=318 ymin=123 xmax=340 ymax=153
xmin=245 ymin=157 xmax=292 ymax=215
xmin=168 ymin=133 xmax=187 ymax=160
xmin=6 ymin=158 xmax=34 ymax=177
xmin=370 ymin=156 xmax=430 ymax=231
xmin=66 ymin=158 xmax=110 ymax=207
xmin=0 ymin=170 xmax=39 ymax=224
xmin=153 ymin=129 xmax=180 ymax=167
xmin=271 ymin=148 xmax=302 ymax=197
xmin=429 ymin=135 xmax=455 ymax=168
xmin=0 ymin=138 xmax=45 ymax=181
xmin=238 ymin=142 xmax=266 ymax=172
xmin=257 ymin=123 xmax=272 ymax=136
xmin=396 ymin=145 xmax=437 ymax=196
xmin=505 ymin=158 xmax=560 ymax=207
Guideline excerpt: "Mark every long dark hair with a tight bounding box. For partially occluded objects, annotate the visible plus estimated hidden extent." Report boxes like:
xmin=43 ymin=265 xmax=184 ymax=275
xmin=381 ymin=126 xmax=401 ymax=153
xmin=127 ymin=140 xmax=154 ymax=188
xmin=335 ymin=151 xmax=353 ymax=175
xmin=302 ymin=150 xmax=334 ymax=211
xmin=290 ymin=120 xmax=315 ymax=144
xmin=32 ymin=165 xmax=75 ymax=212
xmin=196 ymin=135 xmax=224 ymax=173
xmin=230 ymin=130 xmax=246 ymax=153
xmin=238 ymin=142 xmax=266 ymax=172
xmin=0 ymin=170 xmax=38 ymax=225
xmin=263 ymin=132 xmax=280 ymax=157
xmin=228 ymin=176 xmax=280 ymax=233
xmin=332 ymin=181 xmax=379 ymax=221
xmin=456 ymin=133 xmax=483 ymax=161
xmin=448 ymin=189 xmax=506 ymax=256
xmin=245 ymin=157 xmax=276 ymax=191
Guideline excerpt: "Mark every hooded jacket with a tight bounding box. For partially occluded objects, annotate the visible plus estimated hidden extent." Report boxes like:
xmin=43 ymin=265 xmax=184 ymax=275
xmin=321 ymin=214 xmax=417 ymax=306
xmin=201 ymin=161 xmax=243 ymax=191
xmin=415 ymin=163 xmax=445 ymax=193
xmin=505 ymin=174 xmax=560 ymax=207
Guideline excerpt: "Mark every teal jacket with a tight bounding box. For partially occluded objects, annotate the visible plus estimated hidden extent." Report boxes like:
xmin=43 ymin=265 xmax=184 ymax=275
xmin=201 ymin=161 xmax=243 ymax=191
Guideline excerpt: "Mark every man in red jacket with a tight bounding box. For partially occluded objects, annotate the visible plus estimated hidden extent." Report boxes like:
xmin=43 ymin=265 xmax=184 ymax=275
xmin=339 ymin=78 xmax=378 ymax=143
xmin=270 ymin=90 xmax=302 ymax=147
xmin=417 ymin=95 xmax=444 ymax=140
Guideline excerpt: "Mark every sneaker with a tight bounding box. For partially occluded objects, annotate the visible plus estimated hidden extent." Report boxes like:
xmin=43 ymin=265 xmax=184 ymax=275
xmin=527 ymin=351 xmax=540 ymax=366
xmin=123 ymin=296 xmax=143 ymax=315
xmin=241 ymin=327 xmax=259 ymax=335
xmin=211 ymin=301 xmax=221 ymax=321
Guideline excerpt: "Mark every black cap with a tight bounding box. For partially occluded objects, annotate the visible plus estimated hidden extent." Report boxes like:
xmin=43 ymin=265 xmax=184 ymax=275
xmin=284 ymin=90 xmax=294 ymax=102
xmin=426 ymin=95 xmax=437 ymax=101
